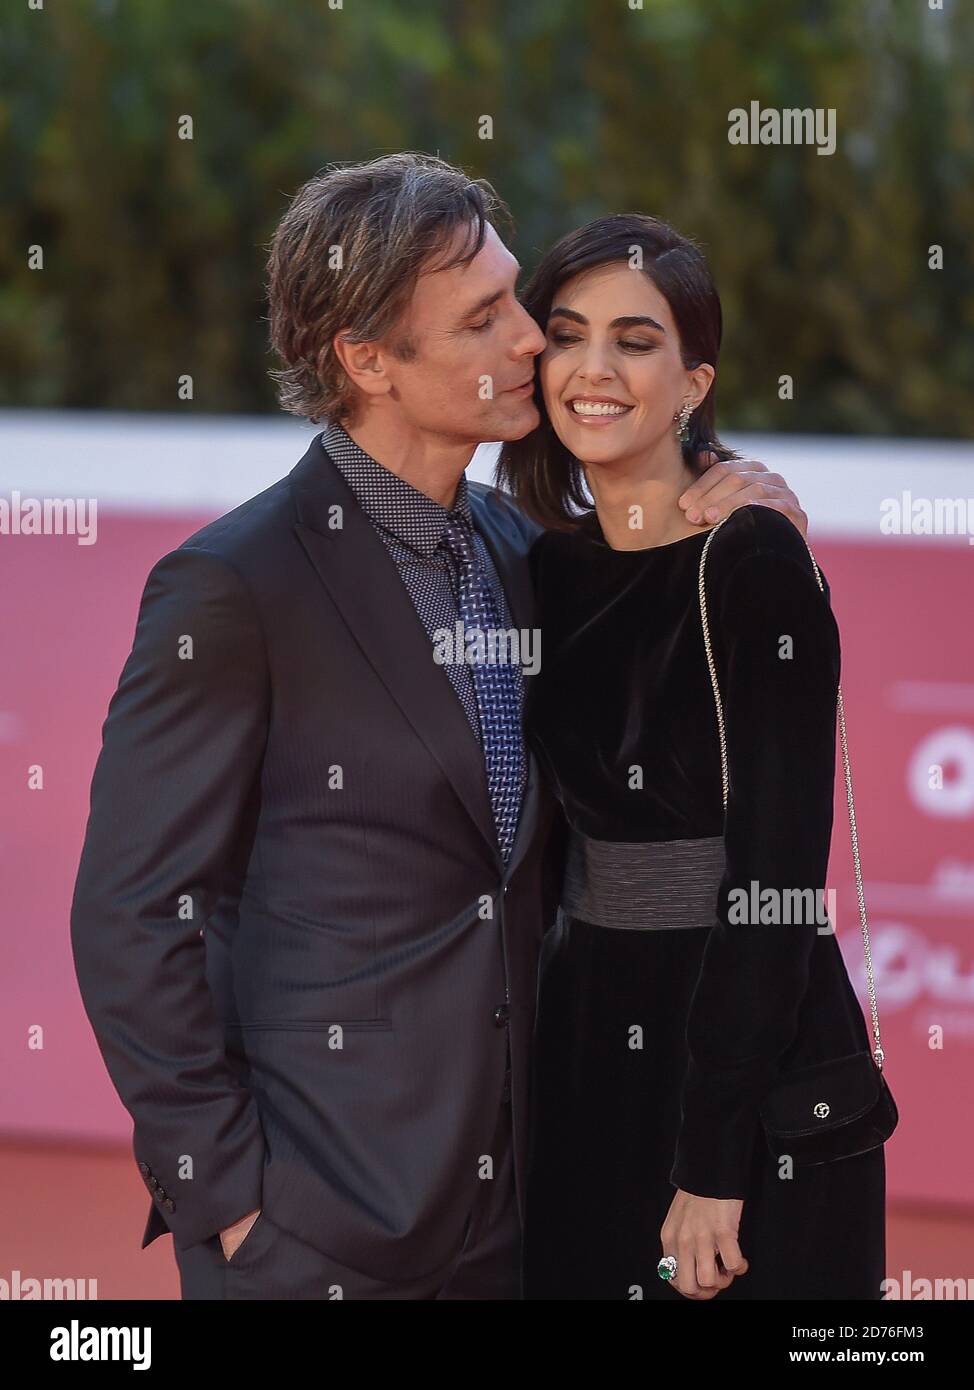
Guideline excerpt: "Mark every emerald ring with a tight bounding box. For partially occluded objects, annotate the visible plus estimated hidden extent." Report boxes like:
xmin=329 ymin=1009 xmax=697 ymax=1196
xmin=657 ymin=1255 xmax=678 ymax=1282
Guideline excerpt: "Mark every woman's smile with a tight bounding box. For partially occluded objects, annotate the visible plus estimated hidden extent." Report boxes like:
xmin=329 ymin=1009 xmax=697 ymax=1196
xmin=564 ymin=393 xmax=636 ymax=425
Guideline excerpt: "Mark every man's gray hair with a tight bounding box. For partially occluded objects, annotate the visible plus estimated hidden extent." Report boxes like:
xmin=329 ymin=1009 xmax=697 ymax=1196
xmin=265 ymin=152 xmax=510 ymax=424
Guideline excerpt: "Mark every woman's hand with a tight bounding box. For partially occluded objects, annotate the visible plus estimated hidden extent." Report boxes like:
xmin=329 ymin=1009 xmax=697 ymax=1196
xmin=660 ymin=1189 xmax=749 ymax=1299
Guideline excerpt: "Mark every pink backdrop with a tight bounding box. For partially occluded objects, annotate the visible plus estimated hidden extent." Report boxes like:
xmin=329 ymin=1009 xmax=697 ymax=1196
xmin=2 ymin=512 xmax=971 ymax=1206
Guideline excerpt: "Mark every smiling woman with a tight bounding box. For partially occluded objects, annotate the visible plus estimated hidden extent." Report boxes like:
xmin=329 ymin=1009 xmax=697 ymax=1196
xmin=552 ymin=306 xmax=676 ymax=425
xmin=495 ymin=214 xmax=738 ymax=535
xmin=498 ymin=212 xmax=893 ymax=1302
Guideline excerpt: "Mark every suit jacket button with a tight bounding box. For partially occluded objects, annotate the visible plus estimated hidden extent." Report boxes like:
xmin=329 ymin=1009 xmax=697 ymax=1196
xmin=493 ymin=1004 xmax=510 ymax=1026
xmin=164 ymin=1198 xmax=176 ymax=1212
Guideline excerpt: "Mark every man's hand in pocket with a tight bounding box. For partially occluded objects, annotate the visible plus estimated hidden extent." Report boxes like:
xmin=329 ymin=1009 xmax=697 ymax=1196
xmin=219 ymin=1208 xmax=261 ymax=1262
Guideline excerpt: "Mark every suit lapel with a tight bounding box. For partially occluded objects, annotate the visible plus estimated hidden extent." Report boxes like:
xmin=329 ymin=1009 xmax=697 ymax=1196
xmin=290 ymin=436 xmax=499 ymax=862
xmin=289 ymin=434 xmax=542 ymax=880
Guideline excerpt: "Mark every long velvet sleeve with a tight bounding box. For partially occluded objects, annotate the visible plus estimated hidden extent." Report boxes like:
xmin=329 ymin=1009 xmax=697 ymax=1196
xmin=669 ymin=523 xmax=841 ymax=1199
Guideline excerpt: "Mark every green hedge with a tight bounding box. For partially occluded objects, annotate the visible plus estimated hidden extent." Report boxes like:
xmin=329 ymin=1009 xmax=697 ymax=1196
xmin=1 ymin=0 xmax=970 ymax=435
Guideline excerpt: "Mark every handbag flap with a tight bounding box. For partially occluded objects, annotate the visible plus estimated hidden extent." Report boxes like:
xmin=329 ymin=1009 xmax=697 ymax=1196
xmin=759 ymin=1051 xmax=881 ymax=1137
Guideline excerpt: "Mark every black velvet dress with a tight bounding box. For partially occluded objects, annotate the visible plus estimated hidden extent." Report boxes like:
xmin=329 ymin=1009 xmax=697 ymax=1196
xmin=521 ymin=503 xmax=887 ymax=1301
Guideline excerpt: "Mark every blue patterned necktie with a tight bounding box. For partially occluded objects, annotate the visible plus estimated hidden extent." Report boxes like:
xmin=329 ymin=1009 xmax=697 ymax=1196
xmin=440 ymin=514 xmax=527 ymax=863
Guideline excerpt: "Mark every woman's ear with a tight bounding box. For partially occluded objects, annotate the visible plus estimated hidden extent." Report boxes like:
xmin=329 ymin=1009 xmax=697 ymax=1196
xmin=688 ymin=361 xmax=716 ymax=410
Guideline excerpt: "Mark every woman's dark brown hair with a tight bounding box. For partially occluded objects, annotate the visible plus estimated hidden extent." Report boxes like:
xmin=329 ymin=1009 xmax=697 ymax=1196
xmin=495 ymin=213 xmax=737 ymax=530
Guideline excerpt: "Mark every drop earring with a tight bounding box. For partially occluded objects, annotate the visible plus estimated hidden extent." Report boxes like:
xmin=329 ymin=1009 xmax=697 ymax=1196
xmin=673 ymin=400 xmax=693 ymax=444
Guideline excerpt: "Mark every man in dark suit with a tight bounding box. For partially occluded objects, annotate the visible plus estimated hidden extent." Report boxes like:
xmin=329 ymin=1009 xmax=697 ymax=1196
xmin=69 ymin=152 xmax=806 ymax=1299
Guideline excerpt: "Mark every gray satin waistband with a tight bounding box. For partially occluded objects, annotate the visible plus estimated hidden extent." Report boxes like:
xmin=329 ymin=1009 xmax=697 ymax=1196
xmin=560 ymin=829 xmax=726 ymax=930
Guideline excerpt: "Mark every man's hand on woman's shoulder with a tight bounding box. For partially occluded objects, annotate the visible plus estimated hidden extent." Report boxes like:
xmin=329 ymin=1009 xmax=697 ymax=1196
xmin=681 ymin=452 xmax=808 ymax=537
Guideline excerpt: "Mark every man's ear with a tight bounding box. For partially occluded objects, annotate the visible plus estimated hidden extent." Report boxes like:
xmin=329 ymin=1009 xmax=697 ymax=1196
xmin=333 ymin=329 xmax=392 ymax=402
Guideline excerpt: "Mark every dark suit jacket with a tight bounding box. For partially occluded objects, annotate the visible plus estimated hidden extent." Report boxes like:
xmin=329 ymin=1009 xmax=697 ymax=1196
xmin=69 ymin=434 xmax=567 ymax=1282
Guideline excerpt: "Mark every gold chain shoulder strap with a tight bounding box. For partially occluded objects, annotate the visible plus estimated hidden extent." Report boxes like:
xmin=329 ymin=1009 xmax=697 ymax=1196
xmin=697 ymin=517 xmax=885 ymax=1071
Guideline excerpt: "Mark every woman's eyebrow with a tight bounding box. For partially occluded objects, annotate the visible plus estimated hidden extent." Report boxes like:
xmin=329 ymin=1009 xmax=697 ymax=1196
xmin=548 ymin=306 xmax=666 ymax=333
